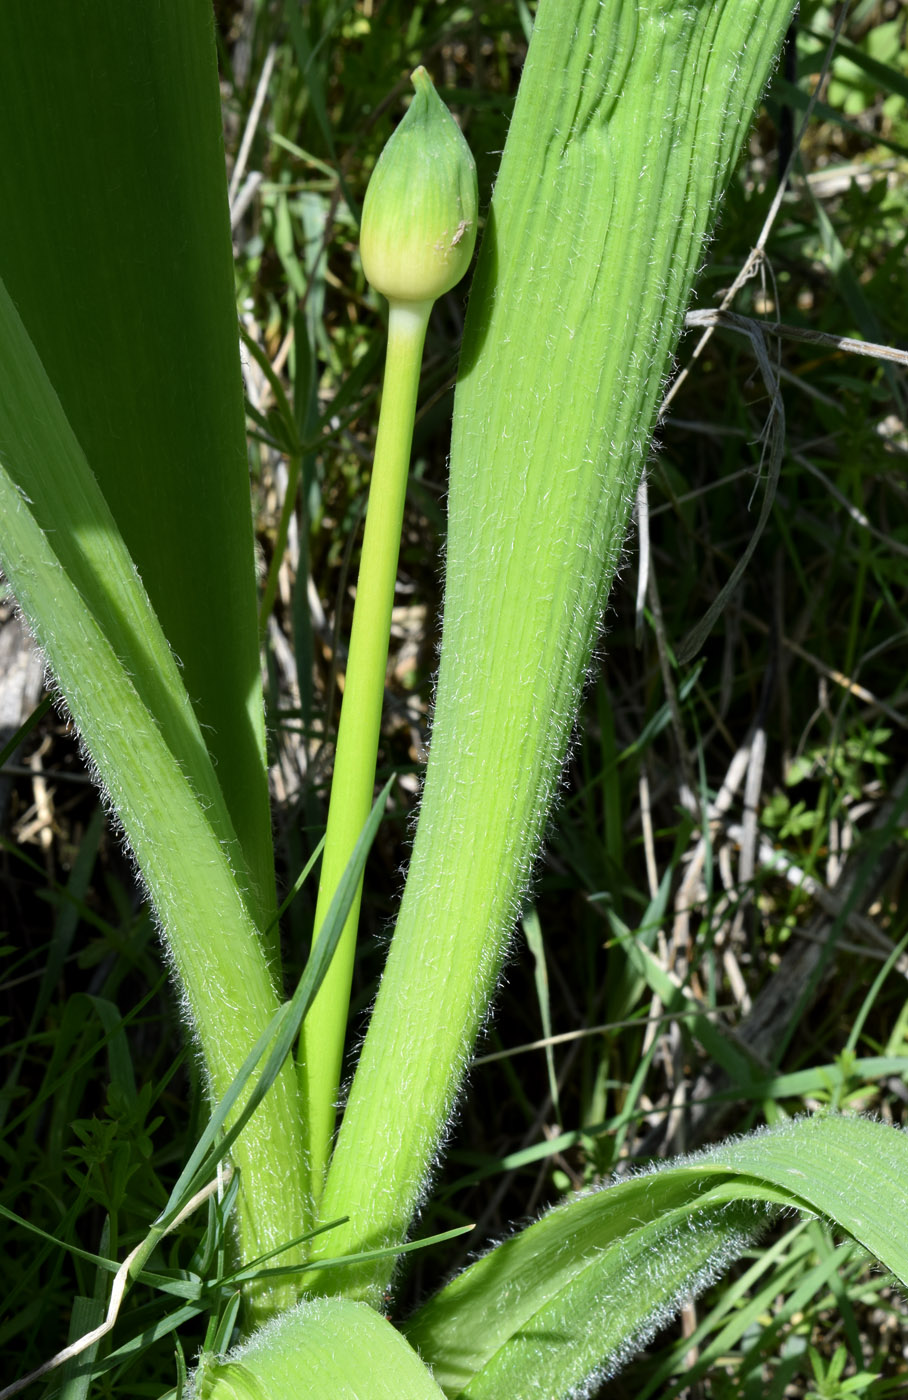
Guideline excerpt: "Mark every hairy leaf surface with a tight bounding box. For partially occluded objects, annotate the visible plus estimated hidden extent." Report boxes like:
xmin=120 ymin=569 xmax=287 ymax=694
xmin=404 ymin=1116 xmax=908 ymax=1398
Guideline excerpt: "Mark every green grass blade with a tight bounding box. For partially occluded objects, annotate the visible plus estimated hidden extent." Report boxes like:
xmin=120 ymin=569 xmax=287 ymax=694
xmin=0 ymin=1 xmax=275 ymax=933
xmin=161 ymin=780 xmax=392 ymax=1223
xmin=520 ymin=906 xmax=559 ymax=1122
xmin=313 ymin=0 xmax=796 ymax=1298
xmin=404 ymin=1115 xmax=908 ymax=1399
xmin=0 ymin=694 xmax=52 ymax=771
xmin=809 ymin=25 xmax=908 ymax=106
xmin=58 ymin=1297 xmax=105 ymax=1400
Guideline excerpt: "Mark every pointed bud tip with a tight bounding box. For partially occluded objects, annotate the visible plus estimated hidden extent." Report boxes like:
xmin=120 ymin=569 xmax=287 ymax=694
xmin=360 ymin=69 xmax=478 ymax=306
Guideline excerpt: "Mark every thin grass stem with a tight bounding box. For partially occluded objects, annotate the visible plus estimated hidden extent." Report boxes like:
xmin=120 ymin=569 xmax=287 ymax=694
xmin=259 ymin=452 xmax=302 ymax=643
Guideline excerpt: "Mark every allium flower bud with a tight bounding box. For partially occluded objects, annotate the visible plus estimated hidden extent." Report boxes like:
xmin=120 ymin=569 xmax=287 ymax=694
xmin=360 ymin=67 xmax=478 ymax=306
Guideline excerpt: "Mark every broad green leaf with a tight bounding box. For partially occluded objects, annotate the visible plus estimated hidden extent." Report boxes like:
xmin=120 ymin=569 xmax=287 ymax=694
xmin=404 ymin=1115 xmax=908 ymax=1399
xmin=0 ymin=279 xmax=306 ymax=1322
xmin=0 ymin=1 xmax=275 ymax=933
xmin=698 ymin=1113 xmax=908 ymax=1284
xmin=313 ymin=0 xmax=797 ymax=1298
xmin=197 ymin=1298 xmax=446 ymax=1400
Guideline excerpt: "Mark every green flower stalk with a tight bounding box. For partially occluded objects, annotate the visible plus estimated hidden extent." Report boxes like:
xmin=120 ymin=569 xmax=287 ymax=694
xmin=298 ymin=68 xmax=477 ymax=1205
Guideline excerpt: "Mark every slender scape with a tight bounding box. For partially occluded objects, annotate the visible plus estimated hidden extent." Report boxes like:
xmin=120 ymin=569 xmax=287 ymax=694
xmin=298 ymin=68 xmax=477 ymax=1204
xmin=297 ymin=298 xmax=429 ymax=1198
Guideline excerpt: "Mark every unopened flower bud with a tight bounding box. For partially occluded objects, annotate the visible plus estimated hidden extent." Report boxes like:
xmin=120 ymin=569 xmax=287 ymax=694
xmin=360 ymin=67 xmax=478 ymax=306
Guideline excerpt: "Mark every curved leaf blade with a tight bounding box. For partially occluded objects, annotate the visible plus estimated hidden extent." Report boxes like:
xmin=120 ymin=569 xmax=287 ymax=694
xmin=0 ymin=1 xmax=275 ymax=930
xmin=403 ymin=1115 xmax=908 ymax=1399
xmin=0 ymin=277 xmax=307 ymax=1320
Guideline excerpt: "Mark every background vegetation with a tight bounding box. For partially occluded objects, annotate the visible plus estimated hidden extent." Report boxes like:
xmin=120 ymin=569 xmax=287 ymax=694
xmin=2 ymin=1 xmax=907 ymax=1395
